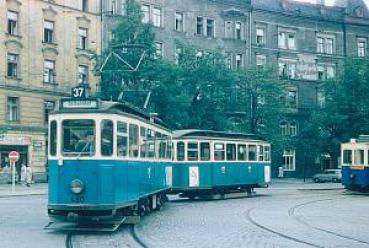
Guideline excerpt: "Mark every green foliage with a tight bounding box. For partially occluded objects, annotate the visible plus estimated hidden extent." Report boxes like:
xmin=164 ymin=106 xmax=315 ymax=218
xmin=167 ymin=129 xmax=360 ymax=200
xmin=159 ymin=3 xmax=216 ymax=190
xmin=301 ymin=58 xmax=369 ymax=165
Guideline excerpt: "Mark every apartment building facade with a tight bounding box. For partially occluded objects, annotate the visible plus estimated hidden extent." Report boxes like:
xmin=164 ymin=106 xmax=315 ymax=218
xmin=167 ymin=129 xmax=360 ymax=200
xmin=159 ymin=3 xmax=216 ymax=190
xmin=0 ymin=0 xmax=101 ymax=183
xmin=102 ymin=0 xmax=369 ymax=177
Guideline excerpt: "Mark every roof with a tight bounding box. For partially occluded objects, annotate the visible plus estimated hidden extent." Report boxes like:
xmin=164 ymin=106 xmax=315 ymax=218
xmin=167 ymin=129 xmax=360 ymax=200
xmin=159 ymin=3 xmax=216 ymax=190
xmin=52 ymin=99 xmax=169 ymax=129
xmin=173 ymin=129 xmax=267 ymax=141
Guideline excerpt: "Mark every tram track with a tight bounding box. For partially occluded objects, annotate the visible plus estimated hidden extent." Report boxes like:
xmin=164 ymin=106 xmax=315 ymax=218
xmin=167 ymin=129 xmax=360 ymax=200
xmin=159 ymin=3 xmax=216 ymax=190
xmin=130 ymin=225 xmax=149 ymax=248
xmin=289 ymin=198 xmax=369 ymax=246
xmin=65 ymin=232 xmax=74 ymax=248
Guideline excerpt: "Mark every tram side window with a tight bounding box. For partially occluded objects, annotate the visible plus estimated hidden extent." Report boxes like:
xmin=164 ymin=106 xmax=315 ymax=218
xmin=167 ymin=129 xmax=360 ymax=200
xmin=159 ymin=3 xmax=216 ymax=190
xmin=248 ymin=145 xmax=257 ymax=161
xmin=140 ymin=127 xmax=147 ymax=158
xmin=200 ymin=142 xmax=210 ymax=161
xmin=62 ymin=119 xmax=95 ymax=156
xmin=177 ymin=142 xmax=185 ymax=161
xmin=117 ymin=121 xmax=128 ymax=157
xmin=264 ymin=146 xmax=271 ymax=162
xmin=343 ymin=150 xmax=352 ymax=164
xmin=129 ymin=124 xmax=139 ymax=158
xmin=214 ymin=143 xmax=225 ymax=161
xmin=354 ymin=150 xmax=364 ymax=165
xmin=147 ymin=129 xmax=156 ymax=158
xmin=226 ymin=144 xmax=236 ymax=161
xmin=238 ymin=144 xmax=247 ymax=161
xmin=159 ymin=139 xmax=167 ymax=159
xmin=258 ymin=145 xmax=264 ymax=161
xmin=167 ymin=141 xmax=173 ymax=159
xmin=187 ymin=142 xmax=199 ymax=161
xmin=101 ymin=120 xmax=113 ymax=156
xmin=49 ymin=121 xmax=57 ymax=156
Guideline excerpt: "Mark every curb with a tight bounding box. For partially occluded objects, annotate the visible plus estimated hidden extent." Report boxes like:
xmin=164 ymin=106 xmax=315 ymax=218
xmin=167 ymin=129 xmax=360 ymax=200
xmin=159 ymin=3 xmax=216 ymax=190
xmin=0 ymin=193 xmax=47 ymax=198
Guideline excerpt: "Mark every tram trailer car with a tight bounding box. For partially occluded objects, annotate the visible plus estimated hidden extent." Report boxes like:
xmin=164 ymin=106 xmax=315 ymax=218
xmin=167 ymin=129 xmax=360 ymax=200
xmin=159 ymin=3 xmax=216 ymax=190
xmin=171 ymin=130 xmax=271 ymax=199
xmin=341 ymin=135 xmax=369 ymax=191
xmin=47 ymin=99 xmax=173 ymax=230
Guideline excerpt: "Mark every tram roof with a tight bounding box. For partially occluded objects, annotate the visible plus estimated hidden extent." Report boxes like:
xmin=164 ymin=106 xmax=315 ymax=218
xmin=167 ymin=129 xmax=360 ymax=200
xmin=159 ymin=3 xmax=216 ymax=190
xmin=53 ymin=98 xmax=169 ymax=128
xmin=173 ymin=129 xmax=267 ymax=141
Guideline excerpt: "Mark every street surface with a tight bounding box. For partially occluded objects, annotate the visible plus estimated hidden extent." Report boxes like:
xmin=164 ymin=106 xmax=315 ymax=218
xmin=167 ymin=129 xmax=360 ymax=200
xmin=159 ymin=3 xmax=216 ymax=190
xmin=0 ymin=181 xmax=368 ymax=248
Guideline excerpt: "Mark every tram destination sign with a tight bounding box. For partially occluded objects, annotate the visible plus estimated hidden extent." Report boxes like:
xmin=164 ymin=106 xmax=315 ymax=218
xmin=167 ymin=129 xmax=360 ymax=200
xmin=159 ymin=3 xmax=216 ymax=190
xmin=61 ymin=99 xmax=98 ymax=109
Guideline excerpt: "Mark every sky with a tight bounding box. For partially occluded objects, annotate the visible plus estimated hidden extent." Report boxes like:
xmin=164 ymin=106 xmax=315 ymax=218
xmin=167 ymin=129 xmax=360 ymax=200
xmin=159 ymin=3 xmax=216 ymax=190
xmin=294 ymin=0 xmax=369 ymax=7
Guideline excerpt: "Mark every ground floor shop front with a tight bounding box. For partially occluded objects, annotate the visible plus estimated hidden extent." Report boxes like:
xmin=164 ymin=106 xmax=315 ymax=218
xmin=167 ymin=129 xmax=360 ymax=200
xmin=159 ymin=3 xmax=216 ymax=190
xmin=0 ymin=132 xmax=47 ymax=184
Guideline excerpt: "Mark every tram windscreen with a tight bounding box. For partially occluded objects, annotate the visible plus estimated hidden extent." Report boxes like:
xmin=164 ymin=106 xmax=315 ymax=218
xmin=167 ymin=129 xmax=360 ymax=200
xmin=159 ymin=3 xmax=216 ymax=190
xmin=62 ymin=120 xmax=95 ymax=156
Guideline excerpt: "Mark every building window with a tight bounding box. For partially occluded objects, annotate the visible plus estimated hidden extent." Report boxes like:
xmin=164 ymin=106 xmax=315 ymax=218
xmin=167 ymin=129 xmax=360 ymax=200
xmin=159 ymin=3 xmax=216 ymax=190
xmin=206 ymin=19 xmax=214 ymax=37
xmin=78 ymin=65 xmax=88 ymax=84
xmin=235 ymin=54 xmax=243 ymax=69
xmin=44 ymin=20 xmax=54 ymax=43
xmin=44 ymin=60 xmax=55 ymax=84
xmin=175 ymin=46 xmax=182 ymax=65
xmin=121 ymin=0 xmax=127 ymax=15
xmin=280 ymin=121 xmax=288 ymax=135
xmin=78 ymin=28 xmax=88 ymax=50
xmin=44 ymin=101 xmax=55 ymax=124
xmin=7 ymin=97 xmax=19 ymax=122
xmin=141 ymin=5 xmax=150 ymax=23
xmin=225 ymin=53 xmax=232 ymax=69
xmin=278 ymin=60 xmax=296 ymax=79
xmin=152 ymin=7 xmax=161 ymax=27
xmin=317 ymin=89 xmax=326 ymax=108
xmin=7 ymin=11 xmax=18 ymax=35
xmin=256 ymin=54 xmax=266 ymax=69
xmin=81 ymin=0 xmax=88 ymax=12
xmin=7 ymin=53 xmax=18 ymax=78
xmin=256 ymin=28 xmax=265 ymax=45
xmin=317 ymin=64 xmax=335 ymax=80
xmin=282 ymin=149 xmax=295 ymax=171
xmin=196 ymin=17 xmax=204 ymax=35
xmin=287 ymin=90 xmax=297 ymax=108
xmin=358 ymin=39 xmax=366 ymax=57
xmin=289 ymin=121 xmax=298 ymax=136
xmin=175 ymin=12 xmax=184 ymax=32
xmin=154 ymin=42 xmax=163 ymax=59
xmin=278 ymin=31 xmax=296 ymax=50
xmin=235 ymin=22 xmax=242 ymax=40
xmin=225 ymin=21 xmax=232 ymax=38
xmin=317 ymin=35 xmax=335 ymax=54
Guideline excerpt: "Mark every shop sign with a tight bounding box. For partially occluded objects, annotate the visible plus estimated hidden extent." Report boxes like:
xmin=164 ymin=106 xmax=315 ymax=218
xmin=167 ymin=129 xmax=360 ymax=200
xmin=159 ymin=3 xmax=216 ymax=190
xmin=0 ymin=134 xmax=32 ymax=145
xmin=33 ymin=140 xmax=43 ymax=151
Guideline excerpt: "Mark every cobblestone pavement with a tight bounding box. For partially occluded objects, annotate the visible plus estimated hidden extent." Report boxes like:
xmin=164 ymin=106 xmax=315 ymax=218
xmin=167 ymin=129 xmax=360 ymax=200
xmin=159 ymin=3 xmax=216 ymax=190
xmin=1 ymin=183 xmax=368 ymax=248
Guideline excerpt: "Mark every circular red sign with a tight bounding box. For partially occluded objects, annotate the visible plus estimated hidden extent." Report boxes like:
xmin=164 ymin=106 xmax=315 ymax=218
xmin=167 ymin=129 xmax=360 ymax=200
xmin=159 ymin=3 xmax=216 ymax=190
xmin=8 ymin=151 xmax=20 ymax=163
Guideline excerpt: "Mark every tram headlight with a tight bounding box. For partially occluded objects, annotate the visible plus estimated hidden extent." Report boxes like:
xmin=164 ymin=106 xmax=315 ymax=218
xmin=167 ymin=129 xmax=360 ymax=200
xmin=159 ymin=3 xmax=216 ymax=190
xmin=70 ymin=179 xmax=84 ymax=194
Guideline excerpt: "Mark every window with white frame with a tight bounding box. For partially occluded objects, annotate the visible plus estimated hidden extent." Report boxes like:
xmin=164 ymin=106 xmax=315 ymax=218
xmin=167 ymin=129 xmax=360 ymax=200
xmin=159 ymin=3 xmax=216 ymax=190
xmin=256 ymin=28 xmax=265 ymax=45
xmin=152 ymin=7 xmax=161 ymax=27
xmin=7 ymin=96 xmax=19 ymax=122
xmin=225 ymin=21 xmax=232 ymax=38
xmin=141 ymin=5 xmax=150 ymax=23
xmin=175 ymin=46 xmax=182 ymax=65
xmin=278 ymin=30 xmax=296 ymax=50
xmin=154 ymin=42 xmax=163 ymax=58
xmin=206 ymin=19 xmax=214 ymax=37
xmin=289 ymin=121 xmax=298 ymax=136
xmin=235 ymin=22 xmax=242 ymax=40
xmin=78 ymin=28 xmax=88 ymax=50
xmin=44 ymin=60 xmax=55 ymax=84
xmin=235 ymin=54 xmax=243 ymax=69
xmin=317 ymin=64 xmax=335 ymax=80
xmin=196 ymin=17 xmax=204 ymax=35
xmin=44 ymin=20 xmax=54 ymax=43
xmin=358 ymin=39 xmax=366 ymax=57
xmin=278 ymin=60 xmax=297 ymax=79
xmin=175 ymin=12 xmax=184 ymax=32
xmin=7 ymin=53 xmax=18 ymax=78
xmin=225 ymin=52 xmax=232 ymax=69
xmin=316 ymin=35 xmax=335 ymax=54
xmin=44 ymin=100 xmax=55 ymax=124
xmin=282 ymin=149 xmax=295 ymax=171
xmin=280 ymin=121 xmax=288 ymax=135
xmin=121 ymin=0 xmax=127 ymax=15
xmin=7 ymin=11 xmax=18 ymax=35
xmin=256 ymin=54 xmax=266 ymax=69
xmin=287 ymin=90 xmax=297 ymax=108
xmin=78 ymin=65 xmax=88 ymax=84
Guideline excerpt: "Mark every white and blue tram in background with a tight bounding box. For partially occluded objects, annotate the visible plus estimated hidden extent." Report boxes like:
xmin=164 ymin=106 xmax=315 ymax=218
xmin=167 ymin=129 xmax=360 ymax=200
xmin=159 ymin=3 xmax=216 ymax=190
xmin=47 ymin=99 xmax=173 ymax=230
xmin=341 ymin=135 xmax=369 ymax=191
xmin=171 ymin=130 xmax=271 ymax=199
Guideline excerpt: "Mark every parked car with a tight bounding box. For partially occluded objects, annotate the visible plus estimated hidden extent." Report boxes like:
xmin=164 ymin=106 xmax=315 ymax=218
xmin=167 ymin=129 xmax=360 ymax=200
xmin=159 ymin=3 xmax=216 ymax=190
xmin=313 ymin=169 xmax=342 ymax=183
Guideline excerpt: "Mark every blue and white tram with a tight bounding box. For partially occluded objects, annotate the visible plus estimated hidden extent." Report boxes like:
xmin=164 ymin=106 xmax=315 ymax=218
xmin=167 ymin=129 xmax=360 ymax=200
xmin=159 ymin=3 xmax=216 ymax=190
xmin=47 ymin=99 xmax=173 ymax=230
xmin=341 ymin=136 xmax=369 ymax=191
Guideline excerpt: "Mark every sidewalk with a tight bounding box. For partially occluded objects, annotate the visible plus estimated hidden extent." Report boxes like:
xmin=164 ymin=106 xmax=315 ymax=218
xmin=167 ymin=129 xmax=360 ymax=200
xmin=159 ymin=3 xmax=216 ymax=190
xmin=270 ymin=178 xmax=344 ymax=190
xmin=0 ymin=183 xmax=48 ymax=197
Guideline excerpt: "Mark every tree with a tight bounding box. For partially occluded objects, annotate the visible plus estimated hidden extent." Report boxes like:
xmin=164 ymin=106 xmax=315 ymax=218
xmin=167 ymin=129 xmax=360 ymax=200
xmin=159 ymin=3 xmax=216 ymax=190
xmin=301 ymin=58 xmax=369 ymax=167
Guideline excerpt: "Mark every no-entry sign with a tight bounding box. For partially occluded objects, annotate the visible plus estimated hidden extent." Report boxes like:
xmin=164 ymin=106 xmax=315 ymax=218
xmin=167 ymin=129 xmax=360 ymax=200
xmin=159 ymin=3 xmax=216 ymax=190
xmin=8 ymin=151 xmax=20 ymax=163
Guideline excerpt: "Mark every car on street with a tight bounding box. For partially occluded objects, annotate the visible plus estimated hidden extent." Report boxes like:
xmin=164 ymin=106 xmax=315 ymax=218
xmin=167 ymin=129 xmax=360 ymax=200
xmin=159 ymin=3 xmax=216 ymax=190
xmin=312 ymin=169 xmax=342 ymax=183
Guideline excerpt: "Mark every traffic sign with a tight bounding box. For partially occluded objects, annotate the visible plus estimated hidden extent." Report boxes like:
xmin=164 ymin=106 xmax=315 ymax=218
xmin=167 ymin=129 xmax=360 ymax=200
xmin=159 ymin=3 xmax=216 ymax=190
xmin=8 ymin=151 xmax=20 ymax=163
